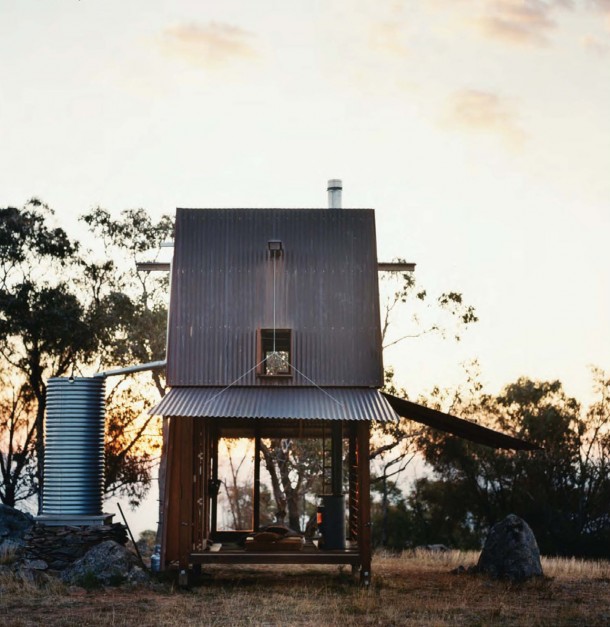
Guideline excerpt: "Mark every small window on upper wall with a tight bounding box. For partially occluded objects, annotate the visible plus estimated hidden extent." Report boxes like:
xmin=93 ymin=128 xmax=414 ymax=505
xmin=258 ymin=329 xmax=292 ymax=376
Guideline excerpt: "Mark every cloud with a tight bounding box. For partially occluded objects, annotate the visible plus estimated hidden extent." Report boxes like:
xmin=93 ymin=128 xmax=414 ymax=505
xmin=592 ymin=0 xmax=610 ymax=13
xmin=477 ymin=0 xmax=568 ymax=46
xmin=158 ymin=22 xmax=258 ymax=70
xmin=368 ymin=21 xmax=410 ymax=57
xmin=442 ymin=89 xmax=526 ymax=146
xmin=591 ymin=0 xmax=610 ymax=28
xmin=583 ymin=34 xmax=610 ymax=55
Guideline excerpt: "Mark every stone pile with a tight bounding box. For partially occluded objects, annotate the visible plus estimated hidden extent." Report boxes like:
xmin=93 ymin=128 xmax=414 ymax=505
xmin=24 ymin=523 xmax=128 ymax=570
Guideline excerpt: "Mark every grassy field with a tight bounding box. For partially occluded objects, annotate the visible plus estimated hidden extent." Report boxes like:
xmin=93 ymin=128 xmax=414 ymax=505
xmin=2 ymin=550 xmax=610 ymax=626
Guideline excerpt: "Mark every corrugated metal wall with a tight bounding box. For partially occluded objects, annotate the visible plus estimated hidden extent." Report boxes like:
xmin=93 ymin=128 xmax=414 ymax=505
xmin=167 ymin=209 xmax=383 ymax=387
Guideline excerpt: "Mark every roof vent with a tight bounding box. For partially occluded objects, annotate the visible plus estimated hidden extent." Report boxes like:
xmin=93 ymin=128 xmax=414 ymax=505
xmin=327 ymin=179 xmax=342 ymax=209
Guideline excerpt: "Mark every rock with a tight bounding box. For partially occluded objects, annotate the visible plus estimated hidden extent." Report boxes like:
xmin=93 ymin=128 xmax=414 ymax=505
xmin=127 ymin=565 xmax=150 ymax=585
xmin=0 ymin=504 xmax=34 ymax=545
xmin=60 ymin=540 xmax=149 ymax=587
xmin=476 ymin=514 xmax=543 ymax=582
xmin=23 ymin=522 xmax=128 ymax=569
xmin=21 ymin=558 xmax=48 ymax=570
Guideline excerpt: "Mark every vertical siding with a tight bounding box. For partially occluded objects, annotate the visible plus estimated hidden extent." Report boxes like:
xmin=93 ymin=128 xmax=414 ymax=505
xmin=167 ymin=209 xmax=383 ymax=387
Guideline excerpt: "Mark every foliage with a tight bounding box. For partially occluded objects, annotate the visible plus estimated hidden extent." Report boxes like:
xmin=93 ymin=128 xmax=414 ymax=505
xmin=369 ymin=267 xmax=479 ymax=548
xmin=380 ymin=258 xmax=478 ymax=349
xmin=79 ymin=207 xmax=173 ymax=509
xmin=0 ymin=201 xmax=172 ymax=509
xmin=368 ymin=367 xmax=422 ymax=548
xmin=80 ymin=207 xmax=173 ymax=397
xmin=136 ymin=529 xmax=157 ymax=558
xmin=104 ymin=381 xmax=162 ymax=508
xmin=0 ymin=201 xmax=101 ymax=507
xmin=0 ymin=374 xmax=37 ymax=506
xmin=413 ymin=369 xmax=610 ymax=556
xmin=370 ymin=478 xmax=412 ymax=550
xmin=219 ymin=439 xmax=256 ymax=530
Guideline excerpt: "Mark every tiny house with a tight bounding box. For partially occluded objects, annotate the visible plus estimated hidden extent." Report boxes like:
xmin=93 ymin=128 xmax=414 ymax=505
xmin=150 ymin=182 xmax=535 ymax=584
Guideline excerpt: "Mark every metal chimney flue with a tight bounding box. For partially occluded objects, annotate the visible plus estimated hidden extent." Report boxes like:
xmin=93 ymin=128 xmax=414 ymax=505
xmin=327 ymin=179 xmax=342 ymax=209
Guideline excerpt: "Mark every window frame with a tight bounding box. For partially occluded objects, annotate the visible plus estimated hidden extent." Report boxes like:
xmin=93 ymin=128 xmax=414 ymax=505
xmin=257 ymin=328 xmax=293 ymax=378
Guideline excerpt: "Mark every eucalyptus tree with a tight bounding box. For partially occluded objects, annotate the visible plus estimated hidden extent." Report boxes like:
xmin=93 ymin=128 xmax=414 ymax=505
xmin=0 ymin=200 xmax=99 ymax=509
xmin=412 ymin=370 xmax=610 ymax=556
xmin=0 ymin=201 xmax=173 ymax=510
xmin=80 ymin=207 xmax=173 ymax=510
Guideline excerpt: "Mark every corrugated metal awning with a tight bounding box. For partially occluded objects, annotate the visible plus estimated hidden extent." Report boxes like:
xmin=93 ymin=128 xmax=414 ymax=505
xmin=150 ymin=387 xmax=399 ymax=422
xmin=382 ymin=393 xmax=540 ymax=451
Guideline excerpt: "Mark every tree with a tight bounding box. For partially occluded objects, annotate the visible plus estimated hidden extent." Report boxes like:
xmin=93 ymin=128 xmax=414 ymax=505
xmin=414 ymin=370 xmax=610 ymax=556
xmin=80 ymin=207 xmax=173 ymax=514
xmin=0 ymin=202 xmax=173 ymax=512
xmin=368 ymin=265 xmax=479 ymax=545
xmin=260 ymin=438 xmax=325 ymax=532
xmin=80 ymin=206 xmax=173 ymax=396
xmin=0 ymin=373 xmax=37 ymax=506
xmin=104 ymin=381 xmax=163 ymax=508
xmin=380 ymin=260 xmax=478 ymax=350
xmin=367 ymin=263 xmax=480 ymax=549
xmin=370 ymin=477 xmax=412 ymax=550
xmin=0 ymin=201 xmax=100 ymax=510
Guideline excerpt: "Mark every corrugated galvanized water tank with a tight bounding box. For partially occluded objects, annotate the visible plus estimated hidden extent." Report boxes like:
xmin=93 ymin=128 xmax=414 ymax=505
xmin=42 ymin=377 xmax=105 ymax=520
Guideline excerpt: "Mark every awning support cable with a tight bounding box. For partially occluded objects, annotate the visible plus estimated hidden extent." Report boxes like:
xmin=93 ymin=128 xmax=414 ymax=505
xmin=197 ymin=244 xmax=343 ymax=413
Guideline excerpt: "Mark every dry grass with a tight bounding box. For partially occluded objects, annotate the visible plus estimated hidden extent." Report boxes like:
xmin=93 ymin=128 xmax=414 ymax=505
xmin=0 ymin=543 xmax=19 ymax=566
xmin=2 ymin=551 xmax=610 ymax=626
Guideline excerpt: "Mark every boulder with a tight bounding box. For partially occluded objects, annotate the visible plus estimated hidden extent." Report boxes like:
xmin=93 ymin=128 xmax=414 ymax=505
xmin=21 ymin=558 xmax=48 ymax=570
xmin=476 ymin=514 xmax=543 ymax=582
xmin=0 ymin=504 xmax=34 ymax=546
xmin=60 ymin=540 xmax=149 ymax=587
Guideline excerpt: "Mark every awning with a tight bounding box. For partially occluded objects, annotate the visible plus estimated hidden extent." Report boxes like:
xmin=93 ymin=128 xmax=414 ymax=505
xmin=150 ymin=387 xmax=399 ymax=423
xmin=382 ymin=393 xmax=540 ymax=451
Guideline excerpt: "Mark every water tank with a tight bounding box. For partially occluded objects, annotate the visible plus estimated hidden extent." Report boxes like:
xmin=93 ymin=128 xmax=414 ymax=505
xmin=41 ymin=377 xmax=106 ymax=523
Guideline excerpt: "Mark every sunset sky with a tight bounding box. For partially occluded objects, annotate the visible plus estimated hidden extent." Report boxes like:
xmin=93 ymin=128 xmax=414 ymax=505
xmin=1 ymin=1 xmax=608 ymax=404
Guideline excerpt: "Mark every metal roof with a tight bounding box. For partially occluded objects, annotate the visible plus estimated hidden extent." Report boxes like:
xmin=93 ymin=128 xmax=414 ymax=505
xmin=150 ymin=387 xmax=399 ymax=422
xmin=166 ymin=208 xmax=383 ymax=387
xmin=382 ymin=393 xmax=540 ymax=451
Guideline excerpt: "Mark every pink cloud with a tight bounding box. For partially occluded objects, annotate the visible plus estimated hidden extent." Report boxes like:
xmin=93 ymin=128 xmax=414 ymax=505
xmin=158 ymin=22 xmax=258 ymax=69
xmin=443 ymin=88 xmax=526 ymax=146
xmin=477 ymin=0 xmax=565 ymax=46
xmin=583 ymin=34 xmax=610 ymax=55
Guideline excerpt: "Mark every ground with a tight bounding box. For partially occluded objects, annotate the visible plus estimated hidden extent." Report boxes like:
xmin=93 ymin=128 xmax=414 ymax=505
xmin=2 ymin=551 xmax=610 ymax=626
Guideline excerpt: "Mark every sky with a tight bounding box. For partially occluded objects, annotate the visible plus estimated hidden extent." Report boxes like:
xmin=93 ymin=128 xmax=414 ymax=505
xmin=1 ymin=1 xmax=609 ymax=531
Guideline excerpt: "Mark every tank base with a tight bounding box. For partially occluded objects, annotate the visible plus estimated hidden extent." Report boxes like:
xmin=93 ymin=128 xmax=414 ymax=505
xmin=36 ymin=513 xmax=114 ymax=526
